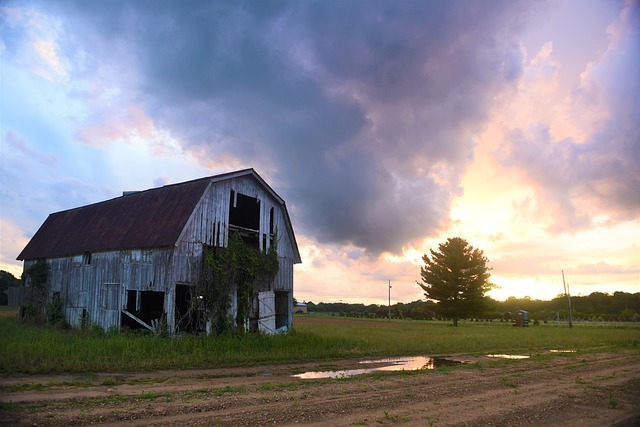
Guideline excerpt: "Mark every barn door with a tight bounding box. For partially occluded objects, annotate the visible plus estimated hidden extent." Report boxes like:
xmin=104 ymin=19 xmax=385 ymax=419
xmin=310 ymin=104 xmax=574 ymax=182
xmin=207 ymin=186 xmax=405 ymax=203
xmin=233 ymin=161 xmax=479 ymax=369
xmin=258 ymin=290 xmax=275 ymax=334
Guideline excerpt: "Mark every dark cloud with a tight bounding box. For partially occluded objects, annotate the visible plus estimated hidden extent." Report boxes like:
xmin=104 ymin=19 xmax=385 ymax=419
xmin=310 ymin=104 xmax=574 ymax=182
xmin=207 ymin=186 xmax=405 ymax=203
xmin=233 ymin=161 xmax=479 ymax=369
xmin=46 ymin=0 xmax=533 ymax=254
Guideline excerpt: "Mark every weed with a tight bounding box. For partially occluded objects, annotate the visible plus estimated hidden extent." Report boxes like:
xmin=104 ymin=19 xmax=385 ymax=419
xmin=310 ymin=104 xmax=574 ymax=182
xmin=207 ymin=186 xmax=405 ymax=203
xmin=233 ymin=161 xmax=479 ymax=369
xmin=213 ymin=385 xmax=247 ymax=395
xmin=140 ymin=391 xmax=158 ymax=400
xmin=423 ymin=416 xmax=438 ymax=426
xmin=100 ymin=377 xmax=124 ymax=387
xmin=383 ymin=411 xmax=399 ymax=422
xmin=379 ymin=410 xmax=410 ymax=424
xmin=575 ymin=376 xmax=590 ymax=385
xmin=608 ymin=398 xmax=619 ymax=409
xmin=0 ymin=401 xmax=14 ymax=411
xmin=499 ymin=377 xmax=518 ymax=389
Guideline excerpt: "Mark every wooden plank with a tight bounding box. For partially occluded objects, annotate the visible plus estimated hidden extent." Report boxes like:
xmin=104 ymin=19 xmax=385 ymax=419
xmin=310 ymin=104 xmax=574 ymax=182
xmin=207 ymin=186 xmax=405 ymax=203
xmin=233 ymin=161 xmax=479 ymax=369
xmin=122 ymin=309 xmax=154 ymax=331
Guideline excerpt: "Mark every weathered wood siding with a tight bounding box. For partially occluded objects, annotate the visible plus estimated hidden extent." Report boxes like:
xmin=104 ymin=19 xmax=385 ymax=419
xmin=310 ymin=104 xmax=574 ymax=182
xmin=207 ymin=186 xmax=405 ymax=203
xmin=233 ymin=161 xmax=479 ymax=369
xmin=176 ymin=176 xmax=297 ymax=290
xmin=35 ymin=248 xmax=173 ymax=329
xmin=172 ymin=175 xmax=298 ymax=330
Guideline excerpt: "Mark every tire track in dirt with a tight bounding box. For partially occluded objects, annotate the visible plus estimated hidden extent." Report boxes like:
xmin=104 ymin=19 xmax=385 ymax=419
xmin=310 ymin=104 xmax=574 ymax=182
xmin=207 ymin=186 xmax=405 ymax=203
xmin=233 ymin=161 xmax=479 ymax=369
xmin=1 ymin=352 xmax=638 ymax=426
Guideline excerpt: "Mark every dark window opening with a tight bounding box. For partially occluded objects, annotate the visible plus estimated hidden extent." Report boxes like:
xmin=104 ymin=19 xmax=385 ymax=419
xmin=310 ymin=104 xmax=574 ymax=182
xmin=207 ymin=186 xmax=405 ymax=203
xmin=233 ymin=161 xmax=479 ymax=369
xmin=175 ymin=284 xmax=204 ymax=334
xmin=126 ymin=290 xmax=137 ymax=312
xmin=229 ymin=191 xmax=260 ymax=231
xmin=269 ymin=207 xmax=274 ymax=235
xmin=229 ymin=190 xmax=261 ymax=248
xmin=121 ymin=290 xmax=165 ymax=330
xmin=82 ymin=252 xmax=91 ymax=265
xmin=262 ymin=233 xmax=267 ymax=252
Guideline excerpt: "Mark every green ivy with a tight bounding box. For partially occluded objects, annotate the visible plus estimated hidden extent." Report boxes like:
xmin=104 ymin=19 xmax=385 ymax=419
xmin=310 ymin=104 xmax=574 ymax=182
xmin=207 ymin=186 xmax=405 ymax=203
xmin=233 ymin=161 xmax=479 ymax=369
xmin=199 ymin=232 xmax=279 ymax=335
xmin=22 ymin=259 xmax=49 ymax=324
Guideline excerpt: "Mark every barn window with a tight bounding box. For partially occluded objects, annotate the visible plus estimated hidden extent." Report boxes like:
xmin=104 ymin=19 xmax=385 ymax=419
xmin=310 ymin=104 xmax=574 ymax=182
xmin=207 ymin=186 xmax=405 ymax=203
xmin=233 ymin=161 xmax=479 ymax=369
xmin=269 ymin=207 xmax=274 ymax=234
xmin=82 ymin=252 xmax=92 ymax=265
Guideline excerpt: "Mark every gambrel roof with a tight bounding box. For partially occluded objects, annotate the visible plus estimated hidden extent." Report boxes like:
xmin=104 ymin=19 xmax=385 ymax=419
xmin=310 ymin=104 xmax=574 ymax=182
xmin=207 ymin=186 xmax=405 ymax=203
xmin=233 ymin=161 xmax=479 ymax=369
xmin=17 ymin=169 xmax=300 ymax=262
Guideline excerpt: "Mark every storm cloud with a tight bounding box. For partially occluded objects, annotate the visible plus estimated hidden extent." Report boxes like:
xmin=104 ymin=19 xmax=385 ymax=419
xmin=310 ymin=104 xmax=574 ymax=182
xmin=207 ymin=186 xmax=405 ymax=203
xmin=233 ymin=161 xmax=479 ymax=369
xmin=36 ymin=0 xmax=533 ymax=255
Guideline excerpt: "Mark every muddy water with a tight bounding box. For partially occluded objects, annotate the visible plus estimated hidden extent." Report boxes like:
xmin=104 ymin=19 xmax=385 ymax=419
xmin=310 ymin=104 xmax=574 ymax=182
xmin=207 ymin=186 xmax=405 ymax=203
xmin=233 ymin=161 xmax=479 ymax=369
xmin=487 ymin=354 xmax=530 ymax=359
xmin=293 ymin=356 xmax=465 ymax=379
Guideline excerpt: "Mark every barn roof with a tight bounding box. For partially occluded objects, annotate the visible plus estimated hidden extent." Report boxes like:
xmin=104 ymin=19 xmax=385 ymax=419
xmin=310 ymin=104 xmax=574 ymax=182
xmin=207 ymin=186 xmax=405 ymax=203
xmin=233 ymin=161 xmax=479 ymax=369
xmin=17 ymin=169 xmax=300 ymax=262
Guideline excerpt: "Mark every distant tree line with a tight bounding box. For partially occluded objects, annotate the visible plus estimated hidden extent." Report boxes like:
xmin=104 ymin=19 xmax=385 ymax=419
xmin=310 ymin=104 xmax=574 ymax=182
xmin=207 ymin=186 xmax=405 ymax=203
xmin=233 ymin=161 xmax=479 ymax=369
xmin=304 ymin=292 xmax=639 ymax=323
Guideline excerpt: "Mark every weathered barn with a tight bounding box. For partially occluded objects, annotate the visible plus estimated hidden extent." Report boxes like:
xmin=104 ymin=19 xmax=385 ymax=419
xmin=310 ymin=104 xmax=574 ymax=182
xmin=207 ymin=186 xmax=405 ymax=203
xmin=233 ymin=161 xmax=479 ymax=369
xmin=17 ymin=169 xmax=301 ymax=334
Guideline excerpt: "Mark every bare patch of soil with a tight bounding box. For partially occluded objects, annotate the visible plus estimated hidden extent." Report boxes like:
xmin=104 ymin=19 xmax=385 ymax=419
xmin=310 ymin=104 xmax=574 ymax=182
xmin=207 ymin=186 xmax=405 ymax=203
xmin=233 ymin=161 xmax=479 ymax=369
xmin=1 ymin=351 xmax=638 ymax=426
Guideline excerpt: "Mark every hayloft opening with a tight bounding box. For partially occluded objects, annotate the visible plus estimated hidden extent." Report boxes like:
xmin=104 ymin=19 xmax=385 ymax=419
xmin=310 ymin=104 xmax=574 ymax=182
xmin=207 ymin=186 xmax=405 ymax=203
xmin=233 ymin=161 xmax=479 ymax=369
xmin=229 ymin=190 xmax=260 ymax=247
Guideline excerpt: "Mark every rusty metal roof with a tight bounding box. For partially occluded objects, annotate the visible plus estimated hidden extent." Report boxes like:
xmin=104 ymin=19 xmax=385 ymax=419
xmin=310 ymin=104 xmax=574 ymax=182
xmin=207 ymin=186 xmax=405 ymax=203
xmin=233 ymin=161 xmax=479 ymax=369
xmin=17 ymin=176 xmax=212 ymax=261
xmin=17 ymin=168 xmax=300 ymax=263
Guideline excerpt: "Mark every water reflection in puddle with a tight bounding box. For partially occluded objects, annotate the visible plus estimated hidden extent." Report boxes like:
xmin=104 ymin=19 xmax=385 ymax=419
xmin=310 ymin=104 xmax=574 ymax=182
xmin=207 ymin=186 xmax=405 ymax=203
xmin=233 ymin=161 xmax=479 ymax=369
xmin=549 ymin=349 xmax=576 ymax=353
xmin=293 ymin=356 xmax=464 ymax=379
xmin=487 ymin=354 xmax=530 ymax=359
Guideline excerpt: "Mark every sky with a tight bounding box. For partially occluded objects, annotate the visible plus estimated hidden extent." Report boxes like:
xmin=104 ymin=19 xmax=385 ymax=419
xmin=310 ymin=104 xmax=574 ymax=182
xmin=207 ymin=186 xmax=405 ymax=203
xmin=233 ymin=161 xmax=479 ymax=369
xmin=1 ymin=0 xmax=638 ymax=305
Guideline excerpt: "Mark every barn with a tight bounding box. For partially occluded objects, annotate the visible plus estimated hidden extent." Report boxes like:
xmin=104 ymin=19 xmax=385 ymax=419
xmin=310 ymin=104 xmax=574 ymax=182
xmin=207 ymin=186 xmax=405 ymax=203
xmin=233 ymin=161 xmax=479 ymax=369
xmin=16 ymin=169 xmax=301 ymax=335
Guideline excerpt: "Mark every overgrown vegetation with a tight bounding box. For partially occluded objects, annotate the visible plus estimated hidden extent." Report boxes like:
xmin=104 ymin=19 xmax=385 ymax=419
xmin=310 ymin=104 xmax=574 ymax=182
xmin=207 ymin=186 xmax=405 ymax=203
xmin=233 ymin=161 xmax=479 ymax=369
xmin=0 ymin=307 xmax=637 ymax=375
xmin=195 ymin=232 xmax=279 ymax=335
xmin=18 ymin=260 xmax=52 ymax=324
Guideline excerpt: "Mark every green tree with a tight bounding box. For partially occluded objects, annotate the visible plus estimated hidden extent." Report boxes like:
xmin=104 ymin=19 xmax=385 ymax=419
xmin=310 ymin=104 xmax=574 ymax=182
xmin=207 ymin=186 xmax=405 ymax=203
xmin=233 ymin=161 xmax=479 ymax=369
xmin=418 ymin=237 xmax=493 ymax=326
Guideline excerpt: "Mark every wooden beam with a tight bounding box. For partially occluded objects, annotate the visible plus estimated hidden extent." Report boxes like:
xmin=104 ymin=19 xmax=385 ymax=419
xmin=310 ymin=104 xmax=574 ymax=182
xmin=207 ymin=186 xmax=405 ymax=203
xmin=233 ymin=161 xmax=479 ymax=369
xmin=122 ymin=309 xmax=154 ymax=332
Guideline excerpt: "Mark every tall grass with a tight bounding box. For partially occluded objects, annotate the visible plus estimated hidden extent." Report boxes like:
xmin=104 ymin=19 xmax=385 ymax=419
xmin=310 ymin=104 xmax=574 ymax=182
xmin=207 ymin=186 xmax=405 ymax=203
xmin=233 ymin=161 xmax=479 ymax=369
xmin=294 ymin=315 xmax=640 ymax=355
xmin=0 ymin=308 xmax=637 ymax=375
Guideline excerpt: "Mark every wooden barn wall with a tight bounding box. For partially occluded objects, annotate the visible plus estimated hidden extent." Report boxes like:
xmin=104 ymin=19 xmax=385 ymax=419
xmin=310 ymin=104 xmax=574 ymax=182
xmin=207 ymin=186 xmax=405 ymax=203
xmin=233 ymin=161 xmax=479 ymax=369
xmin=42 ymin=248 xmax=173 ymax=330
xmin=273 ymin=258 xmax=294 ymax=291
xmin=176 ymin=176 xmax=298 ymax=285
xmin=170 ymin=176 xmax=298 ymax=332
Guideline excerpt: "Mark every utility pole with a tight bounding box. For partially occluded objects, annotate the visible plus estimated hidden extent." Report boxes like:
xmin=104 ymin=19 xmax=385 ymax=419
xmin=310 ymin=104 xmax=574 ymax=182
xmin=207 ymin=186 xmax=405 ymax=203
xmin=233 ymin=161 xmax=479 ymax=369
xmin=388 ymin=280 xmax=392 ymax=321
xmin=562 ymin=270 xmax=573 ymax=328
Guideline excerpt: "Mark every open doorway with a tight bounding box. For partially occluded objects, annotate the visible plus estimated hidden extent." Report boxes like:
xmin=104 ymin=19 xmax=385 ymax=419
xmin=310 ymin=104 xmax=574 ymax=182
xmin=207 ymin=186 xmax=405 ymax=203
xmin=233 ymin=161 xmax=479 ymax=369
xmin=275 ymin=291 xmax=290 ymax=330
xmin=121 ymin=290 xmax=165 ymax=330
xmin=175 ymin=284 xmax=204 ymax=333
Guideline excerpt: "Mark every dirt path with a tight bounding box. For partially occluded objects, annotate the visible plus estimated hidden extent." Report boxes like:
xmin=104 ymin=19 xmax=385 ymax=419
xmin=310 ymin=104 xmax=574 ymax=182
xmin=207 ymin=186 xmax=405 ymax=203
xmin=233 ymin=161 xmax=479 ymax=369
xmin=1 ymin=351 xmax=638 ymax=426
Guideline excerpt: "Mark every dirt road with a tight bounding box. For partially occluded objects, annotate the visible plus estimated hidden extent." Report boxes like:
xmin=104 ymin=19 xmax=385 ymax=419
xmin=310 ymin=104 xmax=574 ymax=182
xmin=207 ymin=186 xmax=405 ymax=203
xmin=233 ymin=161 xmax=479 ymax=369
xmin=1 ymin=351 xmax=638 ymax=426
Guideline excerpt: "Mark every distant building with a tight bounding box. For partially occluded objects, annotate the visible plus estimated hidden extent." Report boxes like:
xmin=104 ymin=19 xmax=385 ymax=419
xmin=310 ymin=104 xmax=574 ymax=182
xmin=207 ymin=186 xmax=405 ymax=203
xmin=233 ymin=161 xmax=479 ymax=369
xmin=17 ymin=169 xmax=301 ymax=334
xmin=294 ymin=301 xmax=308 ymax=314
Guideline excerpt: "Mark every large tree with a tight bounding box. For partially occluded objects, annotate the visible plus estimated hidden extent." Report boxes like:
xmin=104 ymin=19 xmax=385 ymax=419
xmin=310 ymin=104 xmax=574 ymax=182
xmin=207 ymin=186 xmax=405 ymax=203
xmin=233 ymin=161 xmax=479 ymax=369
xmin=418 ymin=237 xmax=492 ymax=326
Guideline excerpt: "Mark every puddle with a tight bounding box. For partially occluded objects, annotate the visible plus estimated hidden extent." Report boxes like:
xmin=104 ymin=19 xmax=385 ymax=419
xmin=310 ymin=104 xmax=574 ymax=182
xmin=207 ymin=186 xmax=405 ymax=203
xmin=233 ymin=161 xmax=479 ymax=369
xmin=293 ymin=356 xmax=464 ymax=379
xmin=549 ymin=349 xmax=576 ymax=353
xmin=487 ymin=354 xmax=530 ymax=359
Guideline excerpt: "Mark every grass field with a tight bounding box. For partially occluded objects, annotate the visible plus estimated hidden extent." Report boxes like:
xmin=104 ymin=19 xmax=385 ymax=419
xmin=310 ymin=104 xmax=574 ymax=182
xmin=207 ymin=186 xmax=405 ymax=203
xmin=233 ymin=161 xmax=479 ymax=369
xmin=0 ymin=307 xmax=638 ymax=375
